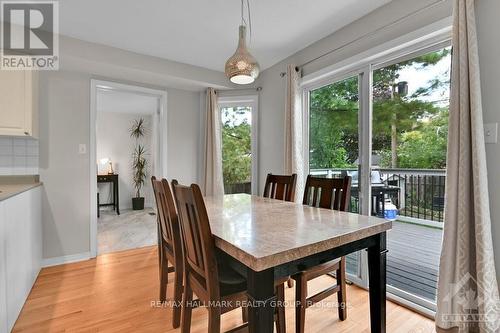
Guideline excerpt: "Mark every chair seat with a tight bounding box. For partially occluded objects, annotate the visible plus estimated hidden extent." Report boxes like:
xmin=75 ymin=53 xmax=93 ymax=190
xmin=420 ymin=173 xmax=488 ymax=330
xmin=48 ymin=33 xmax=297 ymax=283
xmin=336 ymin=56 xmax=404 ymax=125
xmin=292 ymin=258 xmax=341 ymax=281
xmin=218 ymin=263 xmax=247 ymax=297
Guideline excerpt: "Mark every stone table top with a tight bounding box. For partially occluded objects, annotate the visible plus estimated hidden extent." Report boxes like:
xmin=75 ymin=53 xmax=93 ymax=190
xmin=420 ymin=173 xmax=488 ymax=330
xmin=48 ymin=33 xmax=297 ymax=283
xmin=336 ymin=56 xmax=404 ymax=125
xmin=204 ymin=194 xmax=392 ymax=271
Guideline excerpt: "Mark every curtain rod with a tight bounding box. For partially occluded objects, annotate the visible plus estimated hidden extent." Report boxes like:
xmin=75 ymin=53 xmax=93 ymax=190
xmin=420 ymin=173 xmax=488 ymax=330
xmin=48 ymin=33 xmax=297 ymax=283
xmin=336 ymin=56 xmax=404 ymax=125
xmin=279 ymin=0 xmax=447 ymax=77
xmin=215 ymin=87 xmax=262 ymax=93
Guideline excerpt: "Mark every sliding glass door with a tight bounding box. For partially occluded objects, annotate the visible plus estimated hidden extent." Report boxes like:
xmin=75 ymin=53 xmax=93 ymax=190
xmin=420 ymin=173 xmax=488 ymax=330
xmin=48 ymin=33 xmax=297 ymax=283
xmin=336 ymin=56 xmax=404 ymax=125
xmin=372 ymin=46 xmax=450 ymax=308
xmin=308 ymin=75 xmax=365 ymax=280
xmin=305 ymin=42 xmax=451 ymax=311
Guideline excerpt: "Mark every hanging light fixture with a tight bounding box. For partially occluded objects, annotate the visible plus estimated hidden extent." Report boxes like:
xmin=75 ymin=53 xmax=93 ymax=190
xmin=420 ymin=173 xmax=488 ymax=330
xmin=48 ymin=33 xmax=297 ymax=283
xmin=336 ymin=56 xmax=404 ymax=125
xmin=225 ymin=0 xmax=259 ymax=85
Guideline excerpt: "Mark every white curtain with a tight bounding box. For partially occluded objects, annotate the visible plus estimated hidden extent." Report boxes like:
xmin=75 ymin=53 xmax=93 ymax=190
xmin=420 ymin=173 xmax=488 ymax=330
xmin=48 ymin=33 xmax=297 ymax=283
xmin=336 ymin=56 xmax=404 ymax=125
xmin=202 ymin=88 xmax=224 ymax=196
xmin=436 ymin=0 xmax=500 ymax=332
xmin=284 ymin=64 xmax=304 ymax=201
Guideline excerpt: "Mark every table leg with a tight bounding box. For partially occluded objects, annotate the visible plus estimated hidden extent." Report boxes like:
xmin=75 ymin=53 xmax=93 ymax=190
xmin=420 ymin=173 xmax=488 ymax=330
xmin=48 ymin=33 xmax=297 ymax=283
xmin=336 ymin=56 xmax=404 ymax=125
xmin=246 ymin=267 xmax=275 ymax=333
xmin=367 ymin=232 xmax=387 ymax=333
xmin=115 ymin=179 xmax=120 ymax=215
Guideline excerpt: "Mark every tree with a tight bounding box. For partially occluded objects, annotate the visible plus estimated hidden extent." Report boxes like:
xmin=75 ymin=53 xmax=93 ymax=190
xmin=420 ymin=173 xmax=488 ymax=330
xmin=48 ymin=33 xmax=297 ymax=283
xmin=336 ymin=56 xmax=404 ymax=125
xmin=372 ymin=48 xmax=450 ymax=167
xmin=221 ymin=107 xmax=252 ymax=185
xmin=309 ymin=47 xmax=451 ymax=171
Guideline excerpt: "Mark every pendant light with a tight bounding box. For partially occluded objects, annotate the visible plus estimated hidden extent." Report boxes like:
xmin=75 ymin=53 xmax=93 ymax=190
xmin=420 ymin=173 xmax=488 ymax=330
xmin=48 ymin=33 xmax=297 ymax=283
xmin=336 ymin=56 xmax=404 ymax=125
xmin=225 ymin=0 xmax=259 ymax=84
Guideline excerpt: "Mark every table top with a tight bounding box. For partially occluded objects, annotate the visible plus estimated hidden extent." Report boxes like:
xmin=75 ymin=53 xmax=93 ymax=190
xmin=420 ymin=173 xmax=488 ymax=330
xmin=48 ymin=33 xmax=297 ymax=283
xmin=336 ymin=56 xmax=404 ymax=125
xmin=204 ymin=194 xmax=392 ymax=271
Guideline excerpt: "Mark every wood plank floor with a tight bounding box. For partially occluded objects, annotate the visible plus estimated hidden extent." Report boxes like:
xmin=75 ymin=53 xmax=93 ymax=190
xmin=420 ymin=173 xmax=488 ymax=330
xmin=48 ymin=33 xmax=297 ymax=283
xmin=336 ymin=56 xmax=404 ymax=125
xmin=346 ymin=221 xmax=441 ymax=301
xmin=13 ymin=246 xmax=436 ymax=333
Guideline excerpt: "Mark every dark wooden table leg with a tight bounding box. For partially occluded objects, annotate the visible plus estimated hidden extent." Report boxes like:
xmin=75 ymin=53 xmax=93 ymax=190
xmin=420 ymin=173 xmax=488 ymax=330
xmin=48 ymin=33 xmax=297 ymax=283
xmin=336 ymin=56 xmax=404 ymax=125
xmin=246 ymin=267 xmax=275 ymax=333
xmin=115 ymin=178 xmax=120 ymax=215
xmin=367 ymin=232 xmax=387 ymax=333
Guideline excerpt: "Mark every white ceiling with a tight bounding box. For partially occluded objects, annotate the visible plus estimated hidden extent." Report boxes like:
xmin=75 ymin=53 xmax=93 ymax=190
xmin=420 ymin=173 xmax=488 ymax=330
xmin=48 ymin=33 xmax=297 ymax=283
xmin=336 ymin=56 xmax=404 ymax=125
xmin=97 ymin=89 xmax=158 ymax=115
xmin=59 ymin=0 xmax=391 ymax=72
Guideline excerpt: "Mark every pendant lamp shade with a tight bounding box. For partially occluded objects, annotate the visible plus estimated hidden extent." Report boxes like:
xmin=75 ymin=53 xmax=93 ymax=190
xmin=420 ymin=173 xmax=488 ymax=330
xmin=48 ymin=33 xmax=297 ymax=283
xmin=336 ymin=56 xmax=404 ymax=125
xmin=225 ymin=25 xmax=260 ymax=84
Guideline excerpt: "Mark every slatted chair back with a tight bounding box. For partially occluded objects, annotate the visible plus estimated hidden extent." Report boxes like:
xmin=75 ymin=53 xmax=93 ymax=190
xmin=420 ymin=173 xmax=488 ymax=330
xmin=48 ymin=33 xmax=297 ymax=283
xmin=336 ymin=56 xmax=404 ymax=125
xmin=151 ymin=176 xmax=179 ymax=250
xmin=172 ymin=180 xmax=219 ymax=296
xmin=263 ymin=173 xmax=297 ymax=202
xmin=302 ymin=175 xmax=351 ymax=211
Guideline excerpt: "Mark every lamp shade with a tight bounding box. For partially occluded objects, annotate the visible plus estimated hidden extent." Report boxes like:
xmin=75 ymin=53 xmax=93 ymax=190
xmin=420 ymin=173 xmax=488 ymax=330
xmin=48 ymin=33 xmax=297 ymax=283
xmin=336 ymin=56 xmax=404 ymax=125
xmin=225 ymin=25 xmax=260 ymax=84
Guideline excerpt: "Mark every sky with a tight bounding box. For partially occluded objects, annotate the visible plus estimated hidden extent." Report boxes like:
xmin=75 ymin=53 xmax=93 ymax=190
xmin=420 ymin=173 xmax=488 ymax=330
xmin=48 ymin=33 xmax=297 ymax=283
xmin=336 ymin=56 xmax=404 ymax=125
xmin=397 ymin=50 xmax=451 ymax=108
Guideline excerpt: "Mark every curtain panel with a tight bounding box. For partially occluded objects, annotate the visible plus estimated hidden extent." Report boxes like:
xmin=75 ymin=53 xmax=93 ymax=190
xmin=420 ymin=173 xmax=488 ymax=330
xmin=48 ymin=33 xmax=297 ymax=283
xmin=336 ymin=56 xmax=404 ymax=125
xmin=202 ymin=88 xmax=224 ymax=196
xmin=436 ymin=0 xmax=500 ymax=332
xmin=284 ymin=64 xmax=304 ymax=201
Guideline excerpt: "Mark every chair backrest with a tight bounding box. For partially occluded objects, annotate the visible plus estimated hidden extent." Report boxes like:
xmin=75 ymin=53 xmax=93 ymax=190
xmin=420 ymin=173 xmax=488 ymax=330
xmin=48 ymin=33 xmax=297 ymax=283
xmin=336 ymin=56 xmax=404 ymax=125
xmin=302 ymin=175 xmax=352 ymax=211
xmin=171 ymin=180 xmax=218 ymax=295
xmin=151 ymin=177 xmax=182 ymax=256
xmin=263 ymin=173 xmax=297 ymax=202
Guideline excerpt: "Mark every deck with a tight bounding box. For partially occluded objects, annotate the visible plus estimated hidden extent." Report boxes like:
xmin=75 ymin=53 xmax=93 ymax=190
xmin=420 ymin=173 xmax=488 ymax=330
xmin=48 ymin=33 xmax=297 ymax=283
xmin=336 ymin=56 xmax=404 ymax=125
xmin=347 ymin=220 xmax=442 ymax=302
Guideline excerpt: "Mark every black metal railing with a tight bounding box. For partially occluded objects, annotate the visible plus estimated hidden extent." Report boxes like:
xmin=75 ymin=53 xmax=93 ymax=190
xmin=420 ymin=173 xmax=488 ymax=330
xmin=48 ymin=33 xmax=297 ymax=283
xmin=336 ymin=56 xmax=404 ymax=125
xmin=310 ymin=168 xmax=446 ymax=223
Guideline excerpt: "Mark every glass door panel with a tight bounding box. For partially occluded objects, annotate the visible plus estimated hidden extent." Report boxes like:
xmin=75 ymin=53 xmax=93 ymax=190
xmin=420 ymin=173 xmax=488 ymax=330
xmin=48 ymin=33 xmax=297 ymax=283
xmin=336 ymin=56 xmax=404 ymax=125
xmin=308 ymin=75 xmax=362 ymax=277
xmin=372 ymin=47 xmax=451 ymax=307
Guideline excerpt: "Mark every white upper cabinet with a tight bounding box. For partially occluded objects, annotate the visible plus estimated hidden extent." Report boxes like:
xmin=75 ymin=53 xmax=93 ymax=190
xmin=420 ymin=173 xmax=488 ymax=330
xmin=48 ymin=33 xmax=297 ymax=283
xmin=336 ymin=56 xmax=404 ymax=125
xmin=0 ymin=70 xmax=38 ymax=138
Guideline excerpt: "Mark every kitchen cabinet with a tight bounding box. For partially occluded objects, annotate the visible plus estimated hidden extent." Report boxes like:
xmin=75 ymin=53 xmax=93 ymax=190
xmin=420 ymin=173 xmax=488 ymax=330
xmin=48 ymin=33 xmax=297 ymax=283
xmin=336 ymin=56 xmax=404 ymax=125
xmin=0 ymin=71 xmax=38 ymax=138
xmin=0 ymin=186 xmax=42 ymax=333
xmin=0 ymin=200 xmax=7 ymax=333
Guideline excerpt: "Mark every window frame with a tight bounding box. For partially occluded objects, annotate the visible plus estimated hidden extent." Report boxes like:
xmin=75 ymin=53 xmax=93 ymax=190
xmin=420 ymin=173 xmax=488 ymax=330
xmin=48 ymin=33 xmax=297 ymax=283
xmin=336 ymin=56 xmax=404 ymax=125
xmin=301 ymin=26 xmax=452 ymax=317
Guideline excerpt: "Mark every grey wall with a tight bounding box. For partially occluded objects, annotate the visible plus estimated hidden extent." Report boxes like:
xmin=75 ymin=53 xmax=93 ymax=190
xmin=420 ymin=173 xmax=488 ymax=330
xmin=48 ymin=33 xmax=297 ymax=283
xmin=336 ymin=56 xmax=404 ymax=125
xmin=166 ymin=88 xmax=201 ymax=185
xmin=477 ymin=0 xmax=500 ymax=283
xmin=39 ymin=70 xmax=92 ymax=259
xmin=39 ymin=38 xmax=212 ymax=260
xmin=256 ymin=0 xmax=452 ymax=192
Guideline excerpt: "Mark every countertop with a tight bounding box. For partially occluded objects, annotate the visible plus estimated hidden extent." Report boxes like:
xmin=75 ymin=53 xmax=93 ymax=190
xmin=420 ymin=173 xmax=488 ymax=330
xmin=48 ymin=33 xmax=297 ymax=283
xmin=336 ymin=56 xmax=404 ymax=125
xmin=0 ymin=175 xmax=42 ymax=201
xmin=204 ymin=193 xmax=392 ymax=271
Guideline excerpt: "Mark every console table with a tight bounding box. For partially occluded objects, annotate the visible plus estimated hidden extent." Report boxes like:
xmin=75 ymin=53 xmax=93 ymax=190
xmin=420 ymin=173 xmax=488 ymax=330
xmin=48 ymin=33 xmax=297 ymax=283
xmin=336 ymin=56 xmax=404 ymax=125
xmin=97 ymin=174 xmax=120 ymax=216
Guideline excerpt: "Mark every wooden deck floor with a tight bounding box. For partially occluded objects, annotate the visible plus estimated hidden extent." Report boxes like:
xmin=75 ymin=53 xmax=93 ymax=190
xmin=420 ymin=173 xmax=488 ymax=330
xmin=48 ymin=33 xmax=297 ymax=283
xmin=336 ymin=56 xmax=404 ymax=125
xmin=347 ymin=221 xmax=442 ymax=302
xmin=13 ymin=246 xmax=436 ymax=333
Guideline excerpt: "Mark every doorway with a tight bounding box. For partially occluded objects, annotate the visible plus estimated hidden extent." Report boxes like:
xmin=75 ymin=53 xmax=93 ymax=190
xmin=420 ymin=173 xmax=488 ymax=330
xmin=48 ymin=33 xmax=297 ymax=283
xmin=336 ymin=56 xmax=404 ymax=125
xmin=89 ymin=80 xmax=167 ymax=257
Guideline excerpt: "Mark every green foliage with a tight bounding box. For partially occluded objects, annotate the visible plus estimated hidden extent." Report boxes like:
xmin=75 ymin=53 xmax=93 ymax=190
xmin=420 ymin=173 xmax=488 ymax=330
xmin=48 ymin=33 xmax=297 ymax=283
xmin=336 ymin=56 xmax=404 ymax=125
xmin=130 ymin=118 xmax=146 ymax=139
xmin=309 ymin=47 xmax=451 ymax=170
xmin=309 ymin=76 xmax=359 ymax=169
xmin=130 ymin=118 xmax=148 ymax=198
xmin=221 ymin=107 xmax=252 ymax=185
xmin=395 ymin=110 xmax=448 ymax=169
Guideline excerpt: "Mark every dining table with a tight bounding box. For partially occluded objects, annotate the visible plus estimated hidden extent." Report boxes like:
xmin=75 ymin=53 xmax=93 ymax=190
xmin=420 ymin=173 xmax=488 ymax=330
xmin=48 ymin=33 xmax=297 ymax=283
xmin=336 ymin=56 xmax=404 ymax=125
xmin=204 ymin=193 xmax=392 ymax=333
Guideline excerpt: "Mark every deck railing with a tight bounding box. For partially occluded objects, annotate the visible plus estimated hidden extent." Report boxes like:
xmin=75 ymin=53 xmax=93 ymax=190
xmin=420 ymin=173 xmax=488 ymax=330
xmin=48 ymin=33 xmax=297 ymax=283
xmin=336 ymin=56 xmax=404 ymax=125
xmin=225 ymin=168 xmax=446 ymax=223
xmin=310 ymin=168 xmax=446 ymax=223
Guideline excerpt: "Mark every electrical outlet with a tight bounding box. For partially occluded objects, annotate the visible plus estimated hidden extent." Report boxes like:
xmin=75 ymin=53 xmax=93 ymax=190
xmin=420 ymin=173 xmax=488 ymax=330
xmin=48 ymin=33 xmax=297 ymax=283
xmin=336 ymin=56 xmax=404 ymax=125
xmin=484 ymin=123 xmax=498 ymax=144
xmin=78 ymin=144 xmax=87 ymax=154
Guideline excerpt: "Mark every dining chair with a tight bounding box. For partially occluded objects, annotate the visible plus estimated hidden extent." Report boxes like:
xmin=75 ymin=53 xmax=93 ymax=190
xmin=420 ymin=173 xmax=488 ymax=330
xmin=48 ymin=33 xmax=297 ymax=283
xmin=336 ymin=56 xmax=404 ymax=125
xmin=292 ymin=175 xmax=352 ymax=333
xmin=171 ymin=180 xmax=286 ymax=333
xmin=151 ymin=176 xmax=183 ymax=328
xmin=263 ymin=173 xmax=297 ymax=201
xmin=263 ymin=173 xmax=297 ymax=289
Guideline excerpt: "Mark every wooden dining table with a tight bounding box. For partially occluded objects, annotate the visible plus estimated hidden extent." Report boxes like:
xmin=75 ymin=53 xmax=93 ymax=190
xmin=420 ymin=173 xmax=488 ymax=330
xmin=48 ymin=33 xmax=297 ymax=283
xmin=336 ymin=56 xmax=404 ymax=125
xmin=204 ymin=193 xmax=392 ymax=333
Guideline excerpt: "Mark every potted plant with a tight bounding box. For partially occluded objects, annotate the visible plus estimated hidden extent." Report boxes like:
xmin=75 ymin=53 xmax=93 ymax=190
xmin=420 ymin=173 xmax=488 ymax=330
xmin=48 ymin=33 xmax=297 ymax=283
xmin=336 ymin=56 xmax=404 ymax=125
xmin=130 ymin=118 xmax=148 ymax=210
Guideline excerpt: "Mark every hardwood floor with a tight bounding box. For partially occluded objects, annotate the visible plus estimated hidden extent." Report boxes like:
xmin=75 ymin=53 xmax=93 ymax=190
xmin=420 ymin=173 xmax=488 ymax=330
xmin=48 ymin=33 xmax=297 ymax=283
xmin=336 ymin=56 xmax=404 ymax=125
xmin=13 ymin=246 xmax=436 ymax=333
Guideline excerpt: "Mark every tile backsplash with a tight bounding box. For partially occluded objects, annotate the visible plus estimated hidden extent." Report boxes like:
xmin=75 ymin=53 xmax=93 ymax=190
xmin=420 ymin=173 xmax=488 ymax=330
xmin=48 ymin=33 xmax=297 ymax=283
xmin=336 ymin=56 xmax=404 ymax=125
xmin=0 ymin=137 xmax=39 ymax=175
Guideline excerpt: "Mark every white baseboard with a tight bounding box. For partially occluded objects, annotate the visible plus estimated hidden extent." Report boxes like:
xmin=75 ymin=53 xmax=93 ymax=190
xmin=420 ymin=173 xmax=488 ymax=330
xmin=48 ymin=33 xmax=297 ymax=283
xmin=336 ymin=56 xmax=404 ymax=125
xmin=42 ymin=251 xmax=92 ymax=267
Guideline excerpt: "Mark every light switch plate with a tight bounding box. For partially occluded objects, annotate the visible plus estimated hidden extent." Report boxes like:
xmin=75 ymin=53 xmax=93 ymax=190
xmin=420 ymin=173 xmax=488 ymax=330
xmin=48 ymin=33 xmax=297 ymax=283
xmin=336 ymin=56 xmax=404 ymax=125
xmin=78 ymin=144 xmax=87 ymax=154
xmin=484 ymin=123 xmax=498 ymax=144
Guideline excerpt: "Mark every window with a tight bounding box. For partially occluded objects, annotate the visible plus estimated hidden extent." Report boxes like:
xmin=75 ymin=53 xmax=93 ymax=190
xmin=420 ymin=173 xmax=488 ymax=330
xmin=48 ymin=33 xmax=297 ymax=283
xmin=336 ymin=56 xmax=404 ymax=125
xmin=305 ymin=39 xmax=451 ymax=312
xmin=218 ymin=96 xmax=258 ymax=195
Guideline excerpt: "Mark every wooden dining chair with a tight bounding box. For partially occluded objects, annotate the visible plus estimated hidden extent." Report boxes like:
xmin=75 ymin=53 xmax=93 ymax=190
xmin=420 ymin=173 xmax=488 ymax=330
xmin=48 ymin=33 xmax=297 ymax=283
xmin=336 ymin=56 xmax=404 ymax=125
xmin=263 ymin=173 xmax=297 ymax=201
xmin=171 ymin=180 xmax=286 ymax=333
xmin=292 ymin=175 xmax=352 ymax=333
xmin=263 ymin=173 xmax=297 ymax=289
xmin=151 ymin=176 xmax=183 ymax=328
